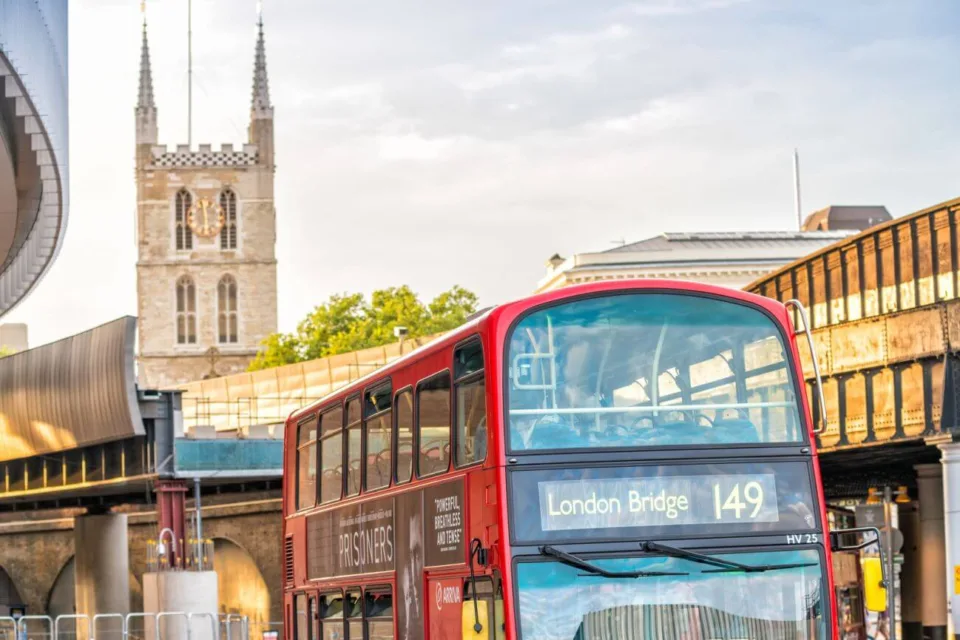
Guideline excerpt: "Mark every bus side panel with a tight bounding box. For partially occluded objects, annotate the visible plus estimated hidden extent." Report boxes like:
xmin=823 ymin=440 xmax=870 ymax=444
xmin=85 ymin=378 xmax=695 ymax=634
xmin=427 ymin=576 xmax=465 ymax=638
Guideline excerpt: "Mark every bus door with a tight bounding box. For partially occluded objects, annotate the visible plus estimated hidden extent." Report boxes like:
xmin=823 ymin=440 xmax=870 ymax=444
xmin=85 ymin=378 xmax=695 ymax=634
xmin=426 ymin=575 xmax=503 ymax=639
xmin=435 ymin=576 xmax=503 ymax=640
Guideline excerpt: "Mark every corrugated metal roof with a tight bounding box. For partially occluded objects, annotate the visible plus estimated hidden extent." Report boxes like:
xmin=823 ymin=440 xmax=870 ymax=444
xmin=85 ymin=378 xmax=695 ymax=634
xmin=604 ymin=230 xmax=855 ymax=253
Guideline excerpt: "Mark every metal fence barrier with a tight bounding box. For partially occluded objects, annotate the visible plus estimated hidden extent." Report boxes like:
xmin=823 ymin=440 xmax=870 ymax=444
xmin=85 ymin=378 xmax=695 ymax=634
xmin=1 ymin=614 xmax=249 ymax=640
xmin=18 ymin=616 xmax=53 ymax=640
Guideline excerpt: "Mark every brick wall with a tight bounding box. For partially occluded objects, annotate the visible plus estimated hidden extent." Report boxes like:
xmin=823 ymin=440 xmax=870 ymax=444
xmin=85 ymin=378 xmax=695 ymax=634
xmin=0 ymin=493 xmax=283 ymax=622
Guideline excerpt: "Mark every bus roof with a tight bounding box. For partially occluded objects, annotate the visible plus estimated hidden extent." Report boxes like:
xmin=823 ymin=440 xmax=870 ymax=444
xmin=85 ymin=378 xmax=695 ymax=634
xmin=286 ymin=278 xmax=788 ymax=424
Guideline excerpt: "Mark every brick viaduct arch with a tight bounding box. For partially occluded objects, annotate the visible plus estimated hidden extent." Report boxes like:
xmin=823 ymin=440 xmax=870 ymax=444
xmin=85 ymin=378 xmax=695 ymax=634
xmin=0 ymin=526 xmax=72 ymax=614
xmin=0 ymin=496 xmax=282 ymax=619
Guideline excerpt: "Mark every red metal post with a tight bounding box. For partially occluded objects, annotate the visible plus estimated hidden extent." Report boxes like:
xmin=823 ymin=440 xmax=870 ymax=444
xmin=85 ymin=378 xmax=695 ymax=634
xmin=154 ymin=478 xmax=188 ymax=568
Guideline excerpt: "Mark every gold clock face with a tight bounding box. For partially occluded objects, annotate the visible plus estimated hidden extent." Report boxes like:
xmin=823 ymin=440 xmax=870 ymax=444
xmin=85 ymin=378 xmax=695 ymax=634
xmin=187 ymin=198 xmax=225 ymax=238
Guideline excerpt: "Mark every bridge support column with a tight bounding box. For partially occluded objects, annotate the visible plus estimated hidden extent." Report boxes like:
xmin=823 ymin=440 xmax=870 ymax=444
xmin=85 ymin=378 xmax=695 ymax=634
xmin=917 ymin=462 xmax=948 ymax=640
xmin=143 ymin=571 xmax=219 ymax=640
xmin=900 ymin=501 xmax=923 ymax=640
xmin=155 ymin=478 xmax=188 ymax=568
xmin=74 ymin=512 xmax=130 ymax=619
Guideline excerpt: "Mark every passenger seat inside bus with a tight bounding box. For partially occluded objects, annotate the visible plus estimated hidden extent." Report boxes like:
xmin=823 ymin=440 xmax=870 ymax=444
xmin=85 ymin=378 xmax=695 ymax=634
xmin=710 ymin=416 xmax=760 ymax=443
xmin=527 ymin=419 xmax=583 ymax=449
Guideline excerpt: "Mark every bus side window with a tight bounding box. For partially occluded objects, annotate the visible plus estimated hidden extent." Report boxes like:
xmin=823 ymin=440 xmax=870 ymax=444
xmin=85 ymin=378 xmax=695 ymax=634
xmin=454 ymin=339 xmax=486 ymax=468
xmin=346 ymin=397 xmax=362 ymax=497
xmin=395 ymin=390 xmax=414 ymax=484
xmin=308 ymin=596 xmax=317 ymax=640
xmin=364 ymin=382 xmax=392 ymax=492
xmin=294 ymin=594 xmax=309 ymax=640
xmin=319 ymin=406 xmax=344 ymax=504
xmin=319 ymin=591 xmax=344 ymax=640
xmin=364 ymin=587 xmax=395 ymax=640
xmin=417 ymin=372 xmax=451 ymax=477
xmin=296 ymin=415 xmax=318 ymax=511
xmin=346 ymin=589 xmax=363 ymax=639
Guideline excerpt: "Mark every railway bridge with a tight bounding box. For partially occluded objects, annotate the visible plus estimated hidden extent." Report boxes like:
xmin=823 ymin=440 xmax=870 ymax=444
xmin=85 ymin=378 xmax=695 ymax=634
xmin=748 ymin=195 xmax=960 ymax=640
xmin=0 ymin=318 xmax=284 ymax=636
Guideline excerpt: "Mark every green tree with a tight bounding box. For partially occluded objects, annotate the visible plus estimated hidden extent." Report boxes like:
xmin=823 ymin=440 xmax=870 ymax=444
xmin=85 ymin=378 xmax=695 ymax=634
xmin=249 ymin=285 xmax=479 ymax=371
xmin=0 ymin=346 xmax=16 ymax=358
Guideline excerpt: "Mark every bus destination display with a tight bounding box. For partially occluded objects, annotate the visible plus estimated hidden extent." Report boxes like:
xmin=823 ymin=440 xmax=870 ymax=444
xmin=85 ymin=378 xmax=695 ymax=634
xmin=509 ymin=460 xmax=817 ymax=543
xmin=539 ymin=473 xmax=778 ymax=531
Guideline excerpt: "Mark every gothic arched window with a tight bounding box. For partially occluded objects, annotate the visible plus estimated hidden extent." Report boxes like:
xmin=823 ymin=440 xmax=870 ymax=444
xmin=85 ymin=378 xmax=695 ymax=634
xmin=176 ymin=276 xmax=197 ymax=345
xmin=219 ymin=188 xmax=238 ymax=250
xmin=218 ymin=275 xmax=238 ymax=344
xmin=175 ymin=189 xmax=193 ymax=251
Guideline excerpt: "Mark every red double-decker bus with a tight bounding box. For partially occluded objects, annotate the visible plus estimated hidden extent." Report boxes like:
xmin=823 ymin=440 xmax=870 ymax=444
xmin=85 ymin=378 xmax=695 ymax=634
xmin=282 ymin=280 xmax=880 ymax=640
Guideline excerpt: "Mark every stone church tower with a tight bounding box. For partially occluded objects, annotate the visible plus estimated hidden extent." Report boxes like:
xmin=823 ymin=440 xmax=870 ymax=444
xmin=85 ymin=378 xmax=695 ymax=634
xmin=135 ymin=16 xmax=278 ymax=389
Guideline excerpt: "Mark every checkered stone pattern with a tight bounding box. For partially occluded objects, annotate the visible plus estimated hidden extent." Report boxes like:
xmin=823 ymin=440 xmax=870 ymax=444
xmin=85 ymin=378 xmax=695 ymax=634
xmin=150 ymin=149 xmax=258 ymax=168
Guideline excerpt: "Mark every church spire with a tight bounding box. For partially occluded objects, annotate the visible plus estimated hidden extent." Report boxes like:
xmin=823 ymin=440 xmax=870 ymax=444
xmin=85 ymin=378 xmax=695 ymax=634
xmin=249 ymin=5 xmax=274 ymax=167
xmin=135 ymin=10 xmax=158 ymax=146
xmin=137 ymin=16 xmax=155 ymax=110
xmin=250 ymin=9 xmax=273 ymax=119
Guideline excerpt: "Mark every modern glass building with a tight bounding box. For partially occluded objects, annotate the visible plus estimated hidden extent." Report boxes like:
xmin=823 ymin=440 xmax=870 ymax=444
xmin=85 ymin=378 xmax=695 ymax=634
xmin=0 ymin=0 xmax=69 ymax=317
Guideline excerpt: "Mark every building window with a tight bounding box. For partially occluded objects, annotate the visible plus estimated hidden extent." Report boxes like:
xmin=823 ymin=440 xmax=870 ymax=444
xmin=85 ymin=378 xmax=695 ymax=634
xmin=176 ymin=275 xmax=197 ymax=344
xmin=217 ymin=275 xmax=238 ymax=344
xmin=219 ymin=188 xmax=237 ymax=250
xmin=175 ymin=189 xmax=193 ymax=251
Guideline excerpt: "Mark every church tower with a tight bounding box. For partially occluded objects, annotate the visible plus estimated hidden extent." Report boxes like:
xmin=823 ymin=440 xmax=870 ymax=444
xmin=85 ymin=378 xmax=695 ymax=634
xmin=135 ymin=13 xmax=278 ymax=389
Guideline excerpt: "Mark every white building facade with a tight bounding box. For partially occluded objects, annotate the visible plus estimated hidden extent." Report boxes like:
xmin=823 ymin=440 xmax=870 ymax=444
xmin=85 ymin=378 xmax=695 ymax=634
xmin=536 ymin=231 xmax=855 ymax=293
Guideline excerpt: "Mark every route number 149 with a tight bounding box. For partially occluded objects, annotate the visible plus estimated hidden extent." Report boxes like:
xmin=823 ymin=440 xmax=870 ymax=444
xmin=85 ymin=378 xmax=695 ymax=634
xmin=713 ymin=482 xmax=765 ymax=520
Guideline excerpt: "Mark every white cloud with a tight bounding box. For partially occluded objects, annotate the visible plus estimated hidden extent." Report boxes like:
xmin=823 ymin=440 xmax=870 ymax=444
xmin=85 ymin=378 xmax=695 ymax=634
xmin=378 ymin=133 xmax=459 ymax=161
xmin=624 ymin=0 xmax=752 ymax=16
xmin=7 ymin=0 xmax=960 ymax=350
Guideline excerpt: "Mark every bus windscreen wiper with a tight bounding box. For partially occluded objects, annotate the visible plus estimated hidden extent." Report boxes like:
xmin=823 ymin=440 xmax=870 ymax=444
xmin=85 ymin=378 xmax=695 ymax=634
xmin=539 ymin=545 xmax=688 ymax=579
xmin=642 ymin=541 xmax=816 ymax=574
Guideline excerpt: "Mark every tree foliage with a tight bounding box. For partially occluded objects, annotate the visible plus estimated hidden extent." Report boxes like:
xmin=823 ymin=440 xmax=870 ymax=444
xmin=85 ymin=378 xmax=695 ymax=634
xmin=0 ymin=346 xmax=16 ymax=358
xmin=249 ymin=285 xmax=479 ymax=371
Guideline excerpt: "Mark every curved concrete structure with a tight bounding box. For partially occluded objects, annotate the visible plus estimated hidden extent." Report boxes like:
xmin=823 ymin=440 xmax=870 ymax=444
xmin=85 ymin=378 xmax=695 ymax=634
xmin=0 ymin=1 xmax=69 ymax=317
xmin=0 ymin=316 xmax=143 ymax=462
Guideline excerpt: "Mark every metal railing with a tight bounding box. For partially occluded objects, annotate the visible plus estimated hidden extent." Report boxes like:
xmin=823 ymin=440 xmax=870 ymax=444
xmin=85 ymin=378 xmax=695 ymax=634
xmin=0 ymin=613 xmax=250 ymax=640
xmin=146 ymin=538 xmax=215 ymax=572
xmin=182 ymin=396 xmax=323 ymax=433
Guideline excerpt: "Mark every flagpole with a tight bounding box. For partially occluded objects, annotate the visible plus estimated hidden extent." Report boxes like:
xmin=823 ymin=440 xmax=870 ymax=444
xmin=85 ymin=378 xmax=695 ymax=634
xmin=187 ymin=0 xmax=193 ymax=147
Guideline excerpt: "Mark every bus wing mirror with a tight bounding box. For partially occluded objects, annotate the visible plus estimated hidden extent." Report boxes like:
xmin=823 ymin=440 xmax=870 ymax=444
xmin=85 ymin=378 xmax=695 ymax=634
xmin=462 ymin=599 xmax=489 ymax=639
xmin=831 ymin=526 xmax=888 ymax=612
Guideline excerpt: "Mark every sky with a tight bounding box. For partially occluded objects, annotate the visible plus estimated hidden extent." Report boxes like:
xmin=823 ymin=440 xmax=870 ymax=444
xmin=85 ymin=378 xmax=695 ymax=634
xmin=7 ymin=0 xmax=960 ymax=347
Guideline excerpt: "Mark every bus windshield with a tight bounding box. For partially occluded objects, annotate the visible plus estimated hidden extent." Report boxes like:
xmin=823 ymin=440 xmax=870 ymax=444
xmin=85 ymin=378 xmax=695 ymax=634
xmin=506 ymin=293 xmax=804 ymax=451
xmin=516 ymin=549 xmax=826 ymax=639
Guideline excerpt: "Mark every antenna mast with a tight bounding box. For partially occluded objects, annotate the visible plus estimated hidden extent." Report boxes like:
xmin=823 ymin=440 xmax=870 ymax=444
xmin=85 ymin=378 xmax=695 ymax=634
xmin=793 ymin=148 xmax=802 ymax=230
xmin=187 ymin=0 xmax=193 ymax=147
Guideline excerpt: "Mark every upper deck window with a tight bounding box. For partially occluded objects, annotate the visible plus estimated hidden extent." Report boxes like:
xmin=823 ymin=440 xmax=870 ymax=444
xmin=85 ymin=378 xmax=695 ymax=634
xmin=454 ymin=339 xmax=487 ymax=467
xmin=295 ymin=415 xmax=317 ymax=511
xmin=506 ymin=293 xmax=803 ymax=451
xmin=417 ymin=372 xmax=451 ymax=477
xmin=319 ymin=406 xmax=344 ymax=504
xmin=346 ymin=397 xmax=362 ymax=497
xmin=364 ymin=382 xmax=392 ymax=492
